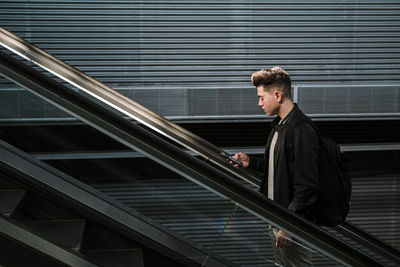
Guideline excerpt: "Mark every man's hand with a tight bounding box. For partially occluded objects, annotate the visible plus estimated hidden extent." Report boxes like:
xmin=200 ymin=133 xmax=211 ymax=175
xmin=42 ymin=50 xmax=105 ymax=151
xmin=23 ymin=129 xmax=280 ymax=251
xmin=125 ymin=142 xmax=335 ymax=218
xmin=276 ymin=230 xmax=293 ymax=248
xmin=232 ymin=152 xmax=250 ymax=168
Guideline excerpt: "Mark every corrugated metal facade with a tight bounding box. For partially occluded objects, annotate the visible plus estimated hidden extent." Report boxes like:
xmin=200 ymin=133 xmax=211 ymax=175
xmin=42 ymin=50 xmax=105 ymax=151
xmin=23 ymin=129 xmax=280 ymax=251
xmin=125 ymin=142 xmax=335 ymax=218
xmin=0 ymin=0 xmax=399 ymax=120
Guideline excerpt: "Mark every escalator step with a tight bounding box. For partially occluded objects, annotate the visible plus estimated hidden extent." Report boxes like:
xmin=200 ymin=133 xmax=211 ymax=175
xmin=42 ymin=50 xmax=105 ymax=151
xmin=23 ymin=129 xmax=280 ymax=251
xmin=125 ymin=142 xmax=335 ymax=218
xmin=83 ymin=248 xmax=144 ymax=267
xmin=24 ymin=219 xmax=86 ymax=250
xmin=0 ymin=189 xmax=26 ymax=216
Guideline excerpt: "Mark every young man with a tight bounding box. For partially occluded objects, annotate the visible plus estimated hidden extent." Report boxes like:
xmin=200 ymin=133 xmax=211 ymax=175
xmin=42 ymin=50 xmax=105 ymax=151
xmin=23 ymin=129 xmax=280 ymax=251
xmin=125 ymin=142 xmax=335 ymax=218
xmin=232 ymin=67 xmax=319 ymax=266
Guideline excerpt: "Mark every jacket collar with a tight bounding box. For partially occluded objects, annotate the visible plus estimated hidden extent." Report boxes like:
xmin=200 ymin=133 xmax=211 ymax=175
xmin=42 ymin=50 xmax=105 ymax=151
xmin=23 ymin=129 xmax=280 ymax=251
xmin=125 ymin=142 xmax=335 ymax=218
xmin=271 ymin=103 xmax=299 ymax=131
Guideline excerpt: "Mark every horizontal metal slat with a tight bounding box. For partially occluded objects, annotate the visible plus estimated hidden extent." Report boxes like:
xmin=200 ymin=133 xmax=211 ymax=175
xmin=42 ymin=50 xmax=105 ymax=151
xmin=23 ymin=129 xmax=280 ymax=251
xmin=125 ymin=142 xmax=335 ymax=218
xmin=1 ymin=0 xmax=399 ymax=119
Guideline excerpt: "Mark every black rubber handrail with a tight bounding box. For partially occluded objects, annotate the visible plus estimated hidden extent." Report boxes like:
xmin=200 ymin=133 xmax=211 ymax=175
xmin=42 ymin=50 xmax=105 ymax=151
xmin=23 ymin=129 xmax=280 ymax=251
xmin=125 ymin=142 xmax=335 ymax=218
xmin=337 ymin=221 xmax=400 ymax=265
xmin=0 ymin=27 xmax=260 ymax=188
xmin=0 ymin=44 xmax=386 ymax=267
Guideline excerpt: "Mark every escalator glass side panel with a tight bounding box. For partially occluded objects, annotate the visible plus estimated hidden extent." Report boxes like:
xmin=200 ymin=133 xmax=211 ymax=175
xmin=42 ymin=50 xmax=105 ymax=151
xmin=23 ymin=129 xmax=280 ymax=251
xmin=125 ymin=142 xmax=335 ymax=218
xmin=93 ymin=179 xmax=346 ymax=267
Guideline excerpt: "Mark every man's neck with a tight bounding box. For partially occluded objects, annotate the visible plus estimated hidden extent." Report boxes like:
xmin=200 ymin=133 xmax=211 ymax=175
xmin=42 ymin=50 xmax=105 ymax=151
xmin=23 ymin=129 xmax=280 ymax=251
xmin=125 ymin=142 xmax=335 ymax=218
xmin=278 ymin=101 xmax=295 ymax=120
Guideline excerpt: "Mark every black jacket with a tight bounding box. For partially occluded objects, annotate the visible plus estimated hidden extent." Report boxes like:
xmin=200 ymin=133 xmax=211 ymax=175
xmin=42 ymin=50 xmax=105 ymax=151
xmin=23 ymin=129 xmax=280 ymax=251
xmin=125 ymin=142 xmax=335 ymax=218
xmin=249 ymin=104 xmax=319 ymax=221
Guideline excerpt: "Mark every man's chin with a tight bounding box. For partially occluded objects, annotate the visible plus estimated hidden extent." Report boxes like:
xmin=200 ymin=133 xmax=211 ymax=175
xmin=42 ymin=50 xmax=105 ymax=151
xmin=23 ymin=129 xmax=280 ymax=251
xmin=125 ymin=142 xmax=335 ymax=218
xmin=262 ymin=109 xmax=273 ymax=116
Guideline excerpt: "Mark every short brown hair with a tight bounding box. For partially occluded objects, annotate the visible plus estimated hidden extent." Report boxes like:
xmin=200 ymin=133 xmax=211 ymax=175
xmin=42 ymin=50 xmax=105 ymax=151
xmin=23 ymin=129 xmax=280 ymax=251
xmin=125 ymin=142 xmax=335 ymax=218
xmin=251 ymin=66 xmax=292 ymax=99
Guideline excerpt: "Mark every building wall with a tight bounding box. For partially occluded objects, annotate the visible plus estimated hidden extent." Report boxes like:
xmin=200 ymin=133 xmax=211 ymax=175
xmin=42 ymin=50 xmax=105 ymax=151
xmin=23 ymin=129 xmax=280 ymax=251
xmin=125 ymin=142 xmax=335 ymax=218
xmin=0 ymin=0 xmax=399 ymax=121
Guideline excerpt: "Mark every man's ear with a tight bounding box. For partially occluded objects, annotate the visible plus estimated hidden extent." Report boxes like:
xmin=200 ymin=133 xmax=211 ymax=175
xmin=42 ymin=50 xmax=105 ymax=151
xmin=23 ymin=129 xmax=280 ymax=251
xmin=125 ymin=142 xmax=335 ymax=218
xmin=274 ymin=90 xmax=283 ymax=103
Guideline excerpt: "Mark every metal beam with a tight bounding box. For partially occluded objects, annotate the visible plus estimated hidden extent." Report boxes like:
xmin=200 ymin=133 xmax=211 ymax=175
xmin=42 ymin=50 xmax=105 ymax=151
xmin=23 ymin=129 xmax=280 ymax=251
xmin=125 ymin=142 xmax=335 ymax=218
xmin=29 ymin=143 xmax=400 ymax=160
xmin=0 ymin=216 xmax=97 ymax=267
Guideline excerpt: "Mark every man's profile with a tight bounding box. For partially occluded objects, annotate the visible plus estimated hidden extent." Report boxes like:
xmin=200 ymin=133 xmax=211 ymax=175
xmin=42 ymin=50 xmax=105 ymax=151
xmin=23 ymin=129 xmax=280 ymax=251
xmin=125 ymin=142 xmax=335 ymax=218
xmin=232 ymin=67 xmax=319 ymax=267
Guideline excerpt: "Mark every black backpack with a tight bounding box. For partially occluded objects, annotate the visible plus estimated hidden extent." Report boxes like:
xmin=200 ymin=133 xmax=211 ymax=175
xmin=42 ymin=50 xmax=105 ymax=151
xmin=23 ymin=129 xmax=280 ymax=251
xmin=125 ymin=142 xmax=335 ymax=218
xmin=285 ymin=116 xmax=352 ymax=227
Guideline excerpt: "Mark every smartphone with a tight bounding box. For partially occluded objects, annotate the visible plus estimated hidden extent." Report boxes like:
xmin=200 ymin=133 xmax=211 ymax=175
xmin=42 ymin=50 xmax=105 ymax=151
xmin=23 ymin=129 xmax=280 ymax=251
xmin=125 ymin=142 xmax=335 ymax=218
xmin=220 ymin=151 xmax=242 ymax=166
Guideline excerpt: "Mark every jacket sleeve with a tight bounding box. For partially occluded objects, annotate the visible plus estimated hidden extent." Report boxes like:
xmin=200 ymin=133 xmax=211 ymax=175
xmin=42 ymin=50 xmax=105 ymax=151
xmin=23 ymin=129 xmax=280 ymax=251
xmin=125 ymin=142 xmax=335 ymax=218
xmin=248 ymin=155 xmax=264 ymax=173
xmin=288 ymin=122 xmax=319 ymax=218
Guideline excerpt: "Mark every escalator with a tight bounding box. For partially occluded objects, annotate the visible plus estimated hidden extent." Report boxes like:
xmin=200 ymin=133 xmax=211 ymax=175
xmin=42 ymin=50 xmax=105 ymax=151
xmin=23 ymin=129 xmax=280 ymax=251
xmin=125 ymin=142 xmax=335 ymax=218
xmin=0 ymin=139 xmax=228 ymax=267
xmin=0 ymin=27 xmax=399 ymax=266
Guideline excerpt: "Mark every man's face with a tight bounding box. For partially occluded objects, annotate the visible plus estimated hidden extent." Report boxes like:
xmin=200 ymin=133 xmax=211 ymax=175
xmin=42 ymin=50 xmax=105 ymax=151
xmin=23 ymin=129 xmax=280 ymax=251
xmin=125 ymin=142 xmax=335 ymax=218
xmin=257 ymin=85 xmax=279 ymax=116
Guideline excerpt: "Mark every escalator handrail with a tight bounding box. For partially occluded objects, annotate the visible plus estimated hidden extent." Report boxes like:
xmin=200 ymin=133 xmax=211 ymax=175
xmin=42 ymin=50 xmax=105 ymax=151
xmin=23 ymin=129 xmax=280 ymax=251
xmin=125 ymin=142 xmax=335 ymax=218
xmin=0 ymin=47 xmax=387 ymax=267
xmin=0 ymin=27 xmax=261 ymax=188
xmin=337 ymin=221 xmax=400 ymax=265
